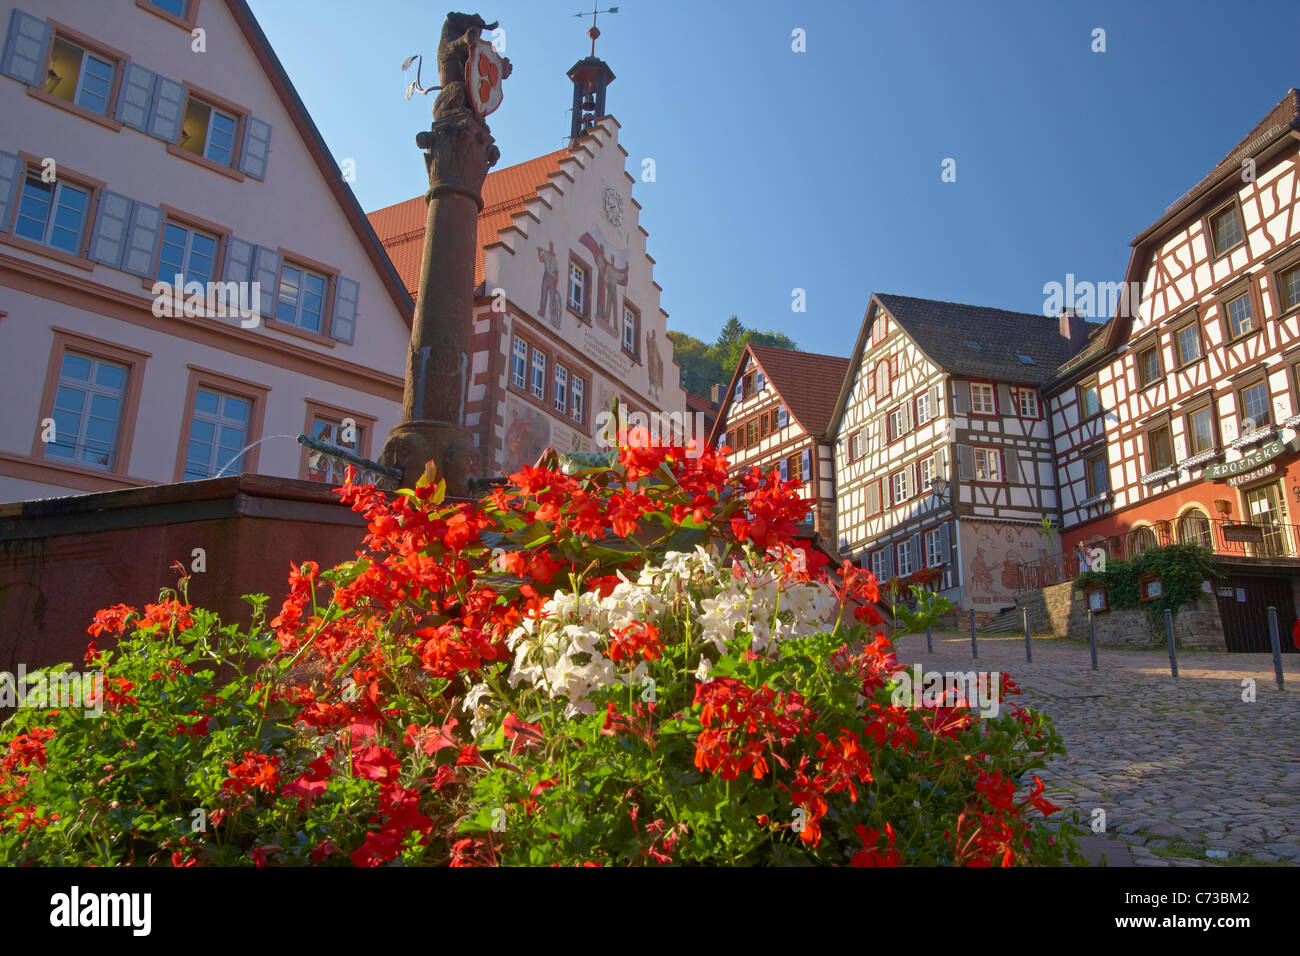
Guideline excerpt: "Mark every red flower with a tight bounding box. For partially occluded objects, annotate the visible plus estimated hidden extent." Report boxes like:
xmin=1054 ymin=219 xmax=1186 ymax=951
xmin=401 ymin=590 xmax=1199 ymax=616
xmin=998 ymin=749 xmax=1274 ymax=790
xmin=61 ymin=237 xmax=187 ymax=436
xmin=221 ymin=751 xmax=281 ymax=796
xmin=351 ymin=745 xmax=402 ymax=783
xmin=503 ymin=713 xmax=544 ymax=754
xmin=851 ymin=822 xmax=901 ymax=866
xmin=607 ymin=621 xmax=663 ymax=662
xmin=87 ymin=604 xmax=134 ymax=638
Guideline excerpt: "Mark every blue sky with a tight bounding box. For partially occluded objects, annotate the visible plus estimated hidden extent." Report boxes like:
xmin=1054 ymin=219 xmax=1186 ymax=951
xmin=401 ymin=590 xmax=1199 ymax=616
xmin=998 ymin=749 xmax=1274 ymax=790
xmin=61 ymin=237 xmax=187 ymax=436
xmin=247 ymin=0 xmax=1299 ymax=358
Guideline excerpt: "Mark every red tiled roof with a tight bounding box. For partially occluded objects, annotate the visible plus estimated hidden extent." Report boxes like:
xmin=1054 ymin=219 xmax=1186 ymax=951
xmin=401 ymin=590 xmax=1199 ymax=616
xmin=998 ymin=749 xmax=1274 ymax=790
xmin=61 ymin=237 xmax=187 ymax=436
xmin=367 ymin=149 xmax=571 ymax=294
xmin=745 ymin=344 xmax=851 ymax=438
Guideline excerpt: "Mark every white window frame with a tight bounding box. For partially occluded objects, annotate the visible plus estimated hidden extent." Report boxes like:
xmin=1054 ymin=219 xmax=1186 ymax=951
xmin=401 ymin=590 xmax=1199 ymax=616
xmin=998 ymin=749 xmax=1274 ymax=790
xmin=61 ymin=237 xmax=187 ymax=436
xmin=1016 ymin=388 xmax=1039 ymax=419
xmin=157 ymin=221 xmax=219 ymax=285
xmin=870 ymin=549 xmax=886 ymax=581
xmin=511 ymin=336 xmax=527 ymax=389
xmin=970 ymin=382 xmax=996 ymax=416
xmin=554 ymin=364 xmax=568 ymax=413
xmin=15 ymin=174 xmax=91 ymax=253
xmin=531 ymin=348 xmax=547 ymax=400
xmin=51 ymin=37 xmax=116 ymax=116
xmin=895 ymin=541 xmax=914 ymax=577
xmin=623 ymin=303 xmax=637 ymax=354
xmin=46 ymin=351 xmax=128 ymax=471
xmin=891 ymin=466 xmax=912 ymax=504
xmin=275 ymin=264 xmax=330 ymax=334
xmin=568 ymin=262 xmax=586 ymax=313
xmin=571 ymin=375 xmax=584 ymax=423
xmin=973 ymin=447 xmax=1002 ymax=483
xmin=919 ymin=454 xmax=935 ymax=492
xmin=925 ymin=528 xmax=943 ymax=567
xmin=888 ymin=406 xmax=906 ymax=441
xmin=184 ymin=387 xmax=252 ymax=480
xmin=915 ymin=391 xmax=932 ymax=425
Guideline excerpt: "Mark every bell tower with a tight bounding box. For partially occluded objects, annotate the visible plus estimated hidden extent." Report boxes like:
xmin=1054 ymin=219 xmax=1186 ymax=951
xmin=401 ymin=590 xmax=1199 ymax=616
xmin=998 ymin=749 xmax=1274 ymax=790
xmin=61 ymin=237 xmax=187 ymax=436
xmin=567 ymin=6 xmax=617 ymax=145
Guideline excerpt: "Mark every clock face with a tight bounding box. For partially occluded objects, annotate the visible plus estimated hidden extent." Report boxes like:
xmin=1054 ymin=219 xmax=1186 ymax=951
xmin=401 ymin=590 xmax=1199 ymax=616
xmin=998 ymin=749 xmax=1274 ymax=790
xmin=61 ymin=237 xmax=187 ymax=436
xmin=602 ymin=187 xmax=623 ymax=226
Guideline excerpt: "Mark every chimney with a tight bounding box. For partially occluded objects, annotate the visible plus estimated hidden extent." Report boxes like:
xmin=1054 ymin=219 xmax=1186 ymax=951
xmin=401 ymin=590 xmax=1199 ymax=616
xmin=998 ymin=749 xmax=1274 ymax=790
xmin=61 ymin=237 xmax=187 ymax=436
xmin=709 ymin=383 xmax=723 ymax=407
xmin=1060 ymin=308 xmax=1088 ymax=357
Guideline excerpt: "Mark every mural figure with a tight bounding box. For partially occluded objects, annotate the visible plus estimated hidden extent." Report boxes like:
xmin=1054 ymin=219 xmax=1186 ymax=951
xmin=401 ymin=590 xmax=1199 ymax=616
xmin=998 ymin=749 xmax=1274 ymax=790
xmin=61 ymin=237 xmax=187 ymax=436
xmin=970 ymin=547 xmax=994 ymax=596
xmin=1000 ymin=550 xmax=1021 ymax=591
xmin=536 ymin=240 xmax=561 ymax=328
xmin=502 ymin=403 xmax=550 ymax=476
xmin=645 ymin=328 xmax=663 ymax=401
xmin=579 ymin=229 xmax=628 ymax=333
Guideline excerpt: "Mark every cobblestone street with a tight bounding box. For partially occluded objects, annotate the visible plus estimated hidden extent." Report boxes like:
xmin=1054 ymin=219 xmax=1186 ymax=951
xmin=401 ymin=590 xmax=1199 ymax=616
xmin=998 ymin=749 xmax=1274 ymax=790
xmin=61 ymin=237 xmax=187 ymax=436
xmin=897 ymin=631 xmax=1300 ymax=867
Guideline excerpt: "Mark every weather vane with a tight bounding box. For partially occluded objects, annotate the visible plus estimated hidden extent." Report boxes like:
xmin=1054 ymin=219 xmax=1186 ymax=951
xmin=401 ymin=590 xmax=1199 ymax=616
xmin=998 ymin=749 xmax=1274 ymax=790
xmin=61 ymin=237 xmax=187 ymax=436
xmin=574 ymin=4 xmax=618 ymax=57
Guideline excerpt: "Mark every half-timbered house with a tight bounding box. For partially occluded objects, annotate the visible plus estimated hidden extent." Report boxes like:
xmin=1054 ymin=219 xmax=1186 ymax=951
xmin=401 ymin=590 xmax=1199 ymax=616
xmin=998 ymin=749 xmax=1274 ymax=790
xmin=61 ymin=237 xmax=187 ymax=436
xmin=1044 ymin=89 xmax=1300 ymax=651
xmin=831 ymin=294 xmax=1091 ymax=617
xmin=709 ymin=343 xmax=849 ymax=544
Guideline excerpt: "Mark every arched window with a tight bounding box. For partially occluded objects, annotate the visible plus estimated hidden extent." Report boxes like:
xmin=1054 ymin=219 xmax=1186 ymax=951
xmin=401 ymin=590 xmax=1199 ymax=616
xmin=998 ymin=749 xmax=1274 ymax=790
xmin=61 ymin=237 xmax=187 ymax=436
xmin=1130 ymin=526 xmax=1157 ymax=556
xmin=1178 ymin=509 xmax=1212 ymax=549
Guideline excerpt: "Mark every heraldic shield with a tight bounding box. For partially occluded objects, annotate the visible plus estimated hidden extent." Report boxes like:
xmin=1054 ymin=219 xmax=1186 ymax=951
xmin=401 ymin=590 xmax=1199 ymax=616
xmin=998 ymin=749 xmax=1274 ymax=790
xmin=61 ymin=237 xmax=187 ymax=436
xmin=467 ymin=38 xmax=507 ymax=117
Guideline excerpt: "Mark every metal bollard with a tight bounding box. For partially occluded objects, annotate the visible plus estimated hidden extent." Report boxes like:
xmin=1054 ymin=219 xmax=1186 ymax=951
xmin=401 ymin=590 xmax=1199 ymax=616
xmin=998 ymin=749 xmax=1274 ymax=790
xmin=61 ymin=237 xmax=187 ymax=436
xmin=1023 ymin=607 xmax=1032 ymax=663
xmin=1088 ymin=608 xmax=1098 ymax=671
xmin=925 ymin=624 xmax=933 ymax=654
xmin=1267 ymin=606 xmax=1285 ymax=691
xmin=970 ymin=608 xmax=977 ymax=659
xmin=1164 ymin=607 xmax=1178 ymax=679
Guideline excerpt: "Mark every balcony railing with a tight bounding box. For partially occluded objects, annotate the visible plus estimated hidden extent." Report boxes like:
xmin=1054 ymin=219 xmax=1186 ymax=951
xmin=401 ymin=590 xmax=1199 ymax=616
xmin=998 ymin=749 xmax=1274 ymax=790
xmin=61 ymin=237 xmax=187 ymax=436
xmin=1016 ymin=517 xmax=1300 ymax=590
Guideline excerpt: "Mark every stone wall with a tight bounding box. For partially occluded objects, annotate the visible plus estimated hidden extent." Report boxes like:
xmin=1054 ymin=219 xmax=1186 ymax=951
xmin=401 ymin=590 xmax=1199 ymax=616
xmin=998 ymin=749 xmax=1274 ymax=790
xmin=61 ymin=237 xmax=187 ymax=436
xmin=1017 ymin=580 xmax=1227 ymax=650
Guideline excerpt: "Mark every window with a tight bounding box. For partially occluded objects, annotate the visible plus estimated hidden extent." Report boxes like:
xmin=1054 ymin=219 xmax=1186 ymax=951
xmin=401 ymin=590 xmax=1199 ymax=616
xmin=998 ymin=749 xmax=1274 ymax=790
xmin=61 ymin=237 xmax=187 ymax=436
xmin=742 ymin=371 xmax=757 ymax=399
xmin=890 ymin=466 xmax=912 ymax=504
xmin=511 ymin=336 xmax=527 ymax=388
xmin=874 ymin=360 xmax=889 ymax=398
xmin=570 ymin=374 xmax=585 ymax=424
xmin=1238 ymin=380 xmax=1270 ymax=431
xmin=1136 ymin=343 xmax=1161 ymax=389
xmin=1279 ymin=263 xmax=1300 ymax=314
xmin=554 ymin=364 xmax=568 ymax=413
xmin=1186 ymin=404 xmax=1216 ymax=455
xmin=870 ymin=549 xmax=886 ymax=582
xmin=864 ymin=478 xmax=882 ymax=517
xmin=919 ymin=454 xmax=935 ymax=492
xmin=14 ymin=173 xmax=91 ymax=254
xmin=1147 ymin=425 xmax=1174 ymax=471
xmin=156 ymin=221 xmax=218 ymax=286
xmin=1085 ymin=451 xmax=1109 ymax=497
xmin=45 ymin=352 xmax=127 ymax=471
xmin=745 ymin=419 xmax=758 ymax=447
xmin=179 ymin=95 xmax=239 ymax=167
xmin=1016 ymin=388 xmax=1039 ymax=419
xmin=1209 ymin=202 xmax=1244 ymax=257
xmin=973 ymin=447 xmax=1001 ymax=482
xmin=150 ymin=0 xmax=190 ymax=16
xmin=770 ymin=407 xmax=782 ymax=432
xmin=184 ymin=388 xmax=252 ymax=480
xmin=872 ymin=314 xmax=887 ymax=345
xmin=916 ymin=391 xmax=932 ymax=425
xmin=275 ymin=264 xmax=329 ymax=334
xmin=847 ymin=432 xmax=860 ymax=461
xmin=567 ymin=260 xmax=587 ymax=314
xmin=969 ymin=382 xmax=996 ymax=416
xmin=924 ymin=528 xmax=944 ymax=567
xmin=788 ymin=451 xmax=803 ymax=483
xmin=759 ymin=413 xmax=770 ymax=439
xmin=1079 ymin=380 xmax=1100 ymax=419
xmin=895 ymin=541 xmax=914 ymax=577
xmin=45 ymin=36 xmax=116 ymax=116
xmin=887 ymin=405 xmax=907 ymax=441
xmin=306 ymin=416 xmax=365 ymax=485
xmin=1177 ymin=509 xmax=1212 ymax=549
xmin=622 ymin=303 xmax=639 ymax=356
xmin=1223 ymin=291 xmax=1255 ymax=340
xmin=531 ymin=348 xmax=546 ymax=400
xmin=1174 ymin=321 xmax=1202 ymax=367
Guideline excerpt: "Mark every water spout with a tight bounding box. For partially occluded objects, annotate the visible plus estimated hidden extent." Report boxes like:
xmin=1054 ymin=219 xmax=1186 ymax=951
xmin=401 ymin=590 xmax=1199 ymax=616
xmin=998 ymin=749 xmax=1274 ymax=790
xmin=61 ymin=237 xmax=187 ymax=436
xmin=211 ymin=434 xmax=297 ymax=479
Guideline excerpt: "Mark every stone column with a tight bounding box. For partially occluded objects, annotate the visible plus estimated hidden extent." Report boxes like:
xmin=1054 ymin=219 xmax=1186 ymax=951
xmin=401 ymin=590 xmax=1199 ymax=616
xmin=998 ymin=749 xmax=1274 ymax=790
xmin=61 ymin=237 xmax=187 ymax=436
xmin=379 ymin=110 xmax=498 ymax=497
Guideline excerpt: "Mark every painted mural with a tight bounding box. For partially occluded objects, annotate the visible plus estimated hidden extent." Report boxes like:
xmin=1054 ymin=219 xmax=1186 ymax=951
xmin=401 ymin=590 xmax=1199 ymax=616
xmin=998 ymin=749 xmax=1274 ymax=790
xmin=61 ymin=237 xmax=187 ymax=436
xmin=502 ymin=399 xmax=551 ymax=476
xmin=645 ymin=328 xmax=664 ymax=402
xmin=536 ymin=240 xmax=562 ymax=328
xmin=579 ymin=225 xmax=629 ymax=335
xmin=960 ymin=521 xmax=1057 ymax=611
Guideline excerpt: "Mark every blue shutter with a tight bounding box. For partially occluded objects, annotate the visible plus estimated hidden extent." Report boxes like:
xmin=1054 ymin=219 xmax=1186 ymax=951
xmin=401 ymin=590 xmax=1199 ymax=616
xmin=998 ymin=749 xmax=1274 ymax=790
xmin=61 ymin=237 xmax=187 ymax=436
xmin=777 ymin=404 xmax=788 ymax=428
xmin=87 ymin=190 xmax=134 ymax=269
xmin=939 ymin=521 xmax=951 ymax=564
xmin=251 ymin=245 xmax=281 ymax=317
xmin=238 ymin=116 xmax=272 ymax=181
xmin=121 ymin=201 xmax=164 ymax=278
xmin=779 ymin=458 xmax=788 ymax=480
xmin=733 ymin=380 xmax=742 ymax=402
xmin=1 ymin=10 xmax=51 ymax=87
xmin=330 ymin=276 xmax=359 ymax=343
xmin=115 ymin=61 xmax=157 ymax=132
xmin=800 ymin=448 xmax=811 ymax=481
xmin=755 ymin=370 xmax=765 ymax=392
xmin=882 ymin=546 xmax=894 ymax=579
xmin=147 ymin=76 xmax=186 ymax=143
xmin=0 ymin=150 xmax=21 ymax=234
xmin=221 ymin=237 xmax=254 ymax=283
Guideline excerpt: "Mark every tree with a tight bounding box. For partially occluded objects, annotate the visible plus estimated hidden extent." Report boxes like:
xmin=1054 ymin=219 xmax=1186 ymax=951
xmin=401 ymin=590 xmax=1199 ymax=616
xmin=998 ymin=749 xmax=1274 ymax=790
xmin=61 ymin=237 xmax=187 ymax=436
xmin=668 ymin=318 xmax=799 ymax=399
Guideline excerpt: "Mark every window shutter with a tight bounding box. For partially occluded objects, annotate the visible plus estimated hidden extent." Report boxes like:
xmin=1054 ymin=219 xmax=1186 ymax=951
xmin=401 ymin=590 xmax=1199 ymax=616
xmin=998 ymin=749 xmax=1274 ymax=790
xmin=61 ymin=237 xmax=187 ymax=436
xmin=1003 ymin=448 xmax=1019 ymax=484
xmin=238 ymin=116 xmax=273 ymax=181
xmin=930 ymin=384 xmax=941 ymax=418
xmin=801 ymin=448 xmax=811 ymax=481
xmin=121 ymin=201 xmax=163 ymax=278
xmin=777 ymin=404 xmax=788 ymax=428
xmin=146 ymin=75 xmax=185 ymax=143
xmin=251 ymin=245 xmax=281 ymax=316
xmin=734 ymin=380 xmax=743 ymax=403
xmin=866 ymin=370 xmax=875 ymax=396
xmin=1 ymin=9 xmax=51 ymax=87
xmin=719 ymin=431 xmax=727 ymax=449
xmin=957 ymin=443 xmax=974 ymax=480
xmin=0 ymin=150 xmax=21 ymax=235
xmin=221 ymin=236 xmax=255 ymax=283
xmin=909 ymin=532 xmax=922 ymax=570
xmin=87 ymin=190 xmax=134 ymax=269
xmin=115 ymin=61 xmax=158 ymax=132
xmin=882 ymin=545 xmax=894 ymax=579
xmin=997 ymin=384 xmax=1013 ymax=415
xmin=955 ymin=382 xmax=969 ymax=414
xmin=937 ymin=445 xmax=949 ymax=479
xmin=330 ymin=276 xmax=359 ymax=343
xmin=779 ymin=458 xmax=788 ymax=480
xmin=902 ymin=400 xmax=913 ymax=433
xmin=890 ymin=354 xmax=898 ymax=378
xmin=865 ymin=481 xmax=879 ymax=515
xmin=939 ymin=521 xmax=951 ymax=562
xmin=755 ymin=370 xmax=765 ymax=392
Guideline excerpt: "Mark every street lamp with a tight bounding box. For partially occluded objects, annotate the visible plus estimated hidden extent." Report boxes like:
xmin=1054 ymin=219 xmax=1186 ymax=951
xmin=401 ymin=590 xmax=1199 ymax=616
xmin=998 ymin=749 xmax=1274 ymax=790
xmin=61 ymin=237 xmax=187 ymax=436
xmin=930 ymin=477 xmax=950 ymax=505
